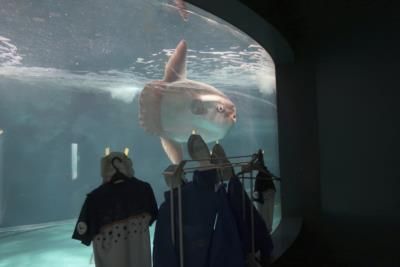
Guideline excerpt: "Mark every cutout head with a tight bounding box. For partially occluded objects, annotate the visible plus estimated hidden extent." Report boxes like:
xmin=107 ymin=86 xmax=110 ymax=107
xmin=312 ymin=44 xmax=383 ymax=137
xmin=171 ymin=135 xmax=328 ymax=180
xmin=101 ymin=152 xmax=134 ymax=183
xmin=187 ymin=134 xmax=211 ymax=166
xmin=211 ymin=143 xmax=234 ymax=180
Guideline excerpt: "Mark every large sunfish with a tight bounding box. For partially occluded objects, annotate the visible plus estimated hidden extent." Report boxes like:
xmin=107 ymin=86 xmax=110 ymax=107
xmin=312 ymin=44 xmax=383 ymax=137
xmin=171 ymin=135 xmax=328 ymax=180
xmin=139 ymin=40 xmax=237 ymax=164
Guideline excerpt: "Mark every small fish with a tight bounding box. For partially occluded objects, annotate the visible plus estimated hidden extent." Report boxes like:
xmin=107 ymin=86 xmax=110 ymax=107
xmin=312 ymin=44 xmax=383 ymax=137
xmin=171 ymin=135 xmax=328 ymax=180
xmin=139 ymin=40 xmax=237 ymax=164
xmin=174 ymin=0 xmax=189 ymax=21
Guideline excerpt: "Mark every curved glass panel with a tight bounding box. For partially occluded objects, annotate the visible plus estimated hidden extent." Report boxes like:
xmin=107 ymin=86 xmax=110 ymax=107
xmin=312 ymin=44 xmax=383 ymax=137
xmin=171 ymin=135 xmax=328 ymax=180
xmin=0 ymin=0 xmax=280 ymax=265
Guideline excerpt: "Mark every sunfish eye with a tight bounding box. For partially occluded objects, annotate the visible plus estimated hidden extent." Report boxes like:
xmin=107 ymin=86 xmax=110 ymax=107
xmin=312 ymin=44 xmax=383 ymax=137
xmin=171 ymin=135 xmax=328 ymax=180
xmin=216 ymin=104 xmax=224 ymax=113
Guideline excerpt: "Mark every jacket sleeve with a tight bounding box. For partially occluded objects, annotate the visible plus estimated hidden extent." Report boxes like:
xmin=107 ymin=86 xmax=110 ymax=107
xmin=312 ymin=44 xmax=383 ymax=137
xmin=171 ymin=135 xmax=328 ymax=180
xmin=228 ymin=177 xmax=274 ymax=259
xmin=145 ymin=182 xmax=159 ymax=226
xmin=72 ymin=195 xmax=95 ymax=246
xmin=208 ymin=185 xmax=246 ymax=267
xmin=152 ymin=201 xmax=179 ymax=267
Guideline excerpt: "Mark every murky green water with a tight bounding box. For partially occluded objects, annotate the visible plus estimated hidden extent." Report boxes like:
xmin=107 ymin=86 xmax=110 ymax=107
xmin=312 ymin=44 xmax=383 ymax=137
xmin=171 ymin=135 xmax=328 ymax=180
xmin=0 ymin=0 xmax=280 ymax=265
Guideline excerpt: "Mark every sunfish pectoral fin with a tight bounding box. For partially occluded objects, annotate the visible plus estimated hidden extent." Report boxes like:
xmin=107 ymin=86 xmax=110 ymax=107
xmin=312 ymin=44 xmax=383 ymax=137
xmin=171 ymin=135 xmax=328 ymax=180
xmin=161 ymin=137 xmax=183 ymax=164
xmin=139 ymin=83 xmax=164 ymax=135
xmin=163 ymin=40 xmax=187 ymax=82
xmin=190 ymin=99 xmax=207 ymax=115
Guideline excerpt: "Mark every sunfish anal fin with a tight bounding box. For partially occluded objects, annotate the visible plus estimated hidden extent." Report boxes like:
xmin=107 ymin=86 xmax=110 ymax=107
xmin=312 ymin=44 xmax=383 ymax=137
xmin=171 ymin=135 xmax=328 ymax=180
xmin=161 ymin=137 xmax=183 ymax=164
xmin=163 ymin=40 xmax=187 ymax=82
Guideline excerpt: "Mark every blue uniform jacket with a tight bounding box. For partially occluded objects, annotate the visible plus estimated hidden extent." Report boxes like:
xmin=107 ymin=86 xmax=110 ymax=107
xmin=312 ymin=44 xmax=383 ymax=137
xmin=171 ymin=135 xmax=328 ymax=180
xmin=208 ymin=184 xmax=245 ymax=267
xmin=227 ymin=176 xmax=274 ymax=262
xmin=153 ymin=169 xmax=245 ymax=267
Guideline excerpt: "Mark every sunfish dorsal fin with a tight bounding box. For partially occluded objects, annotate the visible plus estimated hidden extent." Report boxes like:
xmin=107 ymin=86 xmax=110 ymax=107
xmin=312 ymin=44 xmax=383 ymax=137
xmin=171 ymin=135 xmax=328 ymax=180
xmin=163 ymin=40 xmax=187 ymax=82
xmin=161 ymin=137 xmax=183 ymax=164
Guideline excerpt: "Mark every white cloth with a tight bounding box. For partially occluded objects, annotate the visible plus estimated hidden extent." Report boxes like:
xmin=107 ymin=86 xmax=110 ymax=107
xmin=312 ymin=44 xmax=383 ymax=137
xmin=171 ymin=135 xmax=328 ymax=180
xmin=92 ymin=213 xmax=152 ymax=267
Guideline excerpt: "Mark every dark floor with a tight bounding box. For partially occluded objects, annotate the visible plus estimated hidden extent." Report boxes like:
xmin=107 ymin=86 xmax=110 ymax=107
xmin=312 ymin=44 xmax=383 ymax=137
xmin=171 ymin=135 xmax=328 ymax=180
xmin=272 ymin=225 xmax=343 ymax=267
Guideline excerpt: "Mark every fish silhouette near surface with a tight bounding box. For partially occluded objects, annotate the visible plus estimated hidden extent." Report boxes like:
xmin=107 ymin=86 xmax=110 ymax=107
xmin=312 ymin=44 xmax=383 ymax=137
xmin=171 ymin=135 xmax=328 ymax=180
xmin=139 ymin=40 xmax=237 ymax=164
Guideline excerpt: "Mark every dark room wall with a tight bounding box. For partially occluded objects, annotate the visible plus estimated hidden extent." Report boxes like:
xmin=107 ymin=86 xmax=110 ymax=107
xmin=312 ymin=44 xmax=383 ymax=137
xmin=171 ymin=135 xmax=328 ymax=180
xmin=261 ymin=0 xmax=400 ymax=265
xmin=316 ymin=1 xmax=400 ymax=221
xmin=314 ymin=2 xmax=400 ymax=266
xmin=275 ymin=61 xmax=321 ymax=225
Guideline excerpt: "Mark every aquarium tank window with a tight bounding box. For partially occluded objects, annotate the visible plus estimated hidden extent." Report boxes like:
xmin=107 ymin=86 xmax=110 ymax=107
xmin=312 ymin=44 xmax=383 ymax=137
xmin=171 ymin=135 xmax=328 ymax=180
xmin=0 ymin=0 xmax=281 ymax=265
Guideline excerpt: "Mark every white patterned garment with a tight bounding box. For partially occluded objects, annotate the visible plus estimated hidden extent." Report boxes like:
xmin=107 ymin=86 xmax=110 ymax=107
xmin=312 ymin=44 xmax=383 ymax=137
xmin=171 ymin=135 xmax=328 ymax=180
xmin=92 ymin=213 xmax=152 ymax=267
xmin=72 ymin=175 xmax=158 ymax=267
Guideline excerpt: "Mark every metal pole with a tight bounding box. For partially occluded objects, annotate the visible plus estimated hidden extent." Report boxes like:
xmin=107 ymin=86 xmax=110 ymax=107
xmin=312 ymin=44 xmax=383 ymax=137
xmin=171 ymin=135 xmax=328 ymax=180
xmin=182 ymin=154 xmax=254 ymax=163
xmin=183 ymin=161 xmax=251 ymax=173
xmin=0 ymin=129 xmax=4 ymax=226
xmin=170 ymin=189 xmax=175 ymax=245
xmin=250 ymin=171 xmax=255 ymax=257
xmin=178 ymin=185 xmax=184 ymax=267
xmin=241 ymin=173 xmax=245 ymax=221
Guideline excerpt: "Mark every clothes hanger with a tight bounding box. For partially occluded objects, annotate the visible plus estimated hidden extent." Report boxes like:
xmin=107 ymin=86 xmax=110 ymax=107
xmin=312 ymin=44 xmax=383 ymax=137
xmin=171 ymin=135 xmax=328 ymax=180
xmin=236 ymin=150 xmax=278 ymax=180
xmin=110 ymin=157 xmax=128 ymax=184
